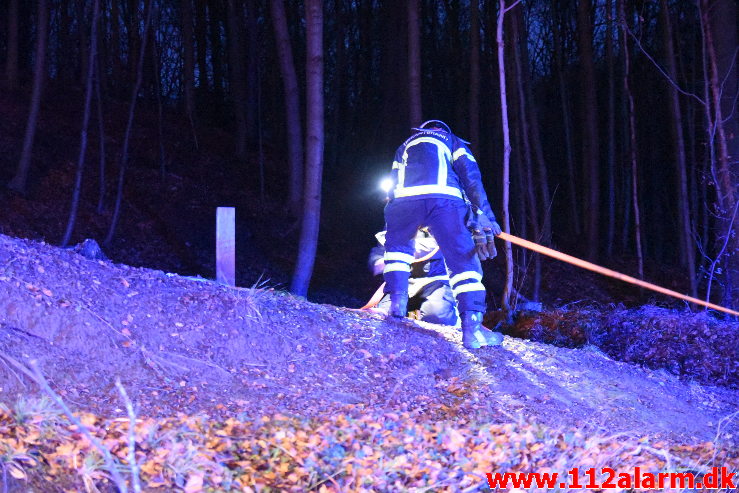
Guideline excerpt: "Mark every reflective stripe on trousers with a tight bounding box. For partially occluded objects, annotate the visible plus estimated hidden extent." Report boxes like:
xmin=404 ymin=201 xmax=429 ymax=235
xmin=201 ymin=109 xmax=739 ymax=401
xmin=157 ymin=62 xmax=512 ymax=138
xmin=383 ymin=198 xmax=486 ymax=313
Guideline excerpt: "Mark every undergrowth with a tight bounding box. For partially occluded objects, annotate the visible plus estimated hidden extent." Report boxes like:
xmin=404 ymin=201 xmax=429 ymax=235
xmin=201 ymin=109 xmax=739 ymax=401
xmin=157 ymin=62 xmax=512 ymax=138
xmin=0 ymin=402 xmax=736 ymax=492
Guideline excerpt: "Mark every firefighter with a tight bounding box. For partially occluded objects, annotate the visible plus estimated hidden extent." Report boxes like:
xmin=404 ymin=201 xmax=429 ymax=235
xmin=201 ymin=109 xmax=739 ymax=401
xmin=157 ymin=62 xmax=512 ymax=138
xmin=368 ymin=228 xmax=458 ymax=326
xmin=382 ymin=120 xmax=503 ymax=349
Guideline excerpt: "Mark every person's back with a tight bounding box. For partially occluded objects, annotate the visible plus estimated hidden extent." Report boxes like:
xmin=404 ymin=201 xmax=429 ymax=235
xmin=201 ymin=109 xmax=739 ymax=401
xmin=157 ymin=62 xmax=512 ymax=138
xmin=382 ymin=120 xmax=504 ymax=349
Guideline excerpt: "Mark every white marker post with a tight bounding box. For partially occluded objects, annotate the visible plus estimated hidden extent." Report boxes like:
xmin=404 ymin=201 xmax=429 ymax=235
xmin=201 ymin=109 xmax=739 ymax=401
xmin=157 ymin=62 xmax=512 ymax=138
xmin=216 ymin=207 xmax=236 ymax=285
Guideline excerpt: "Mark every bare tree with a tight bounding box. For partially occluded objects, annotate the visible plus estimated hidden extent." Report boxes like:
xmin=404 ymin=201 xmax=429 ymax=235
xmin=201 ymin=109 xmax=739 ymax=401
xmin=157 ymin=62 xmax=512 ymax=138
xmin=497 ymin=0 xmax=520 ymax=313
xmin=8 ymin=0 xmax=48 ymax=194
xmin=660 ymin=0 xmax=697 ymax=296
xmin=605 ymin=0 xmax=617 ymax=257
xmin=208 ymin=0 xmax=224 ymax=95
xmin=552 ymin=1 xmax=580 ymax=235
xmin=290 ymin=0 xmax=324 ymax=297
xmin=95 ymin=58 xmax=107 ymax=215
xmin=111 ymin=0 xmax=122 ymax=85
xmin=618 ymin=0 xmax=643 ymax=279
xmin=195 ymin=0 xmax=209 ymax=91
xmin=181 ymin=0 xmax=198 ymax=147
xmin=700 ymin=0 xmax=738 ymax=308
xmin=227 ymin=0 xmax=248 ymax=157
xmin=62 ymin=0 xmax=101 ymax=248
xmin=511 ymin=7 xmax=542 ymax=300
xmin=105 ymin=0 xmax=154 ymax=246
xmin=408 ymin=0 xmax=422 ymax=125
xmin=576 ymin=0 xmax=601 ymax=260
xmin=4 ymin=0 xmax=19 ymax=90
xmin=270 ymin=0 xmax=304 ymax=215
xmin=245 ymin=0 xmax=259 ymax=148
xmin=468 ymin=0 xmax=481 ymax=147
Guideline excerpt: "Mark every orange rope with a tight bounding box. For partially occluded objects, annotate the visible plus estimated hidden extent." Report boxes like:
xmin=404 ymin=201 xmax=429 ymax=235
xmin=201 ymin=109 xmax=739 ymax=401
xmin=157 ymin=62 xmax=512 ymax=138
xmin=498 ymin=232 xmax=739 ymax=317
xmin=360 ymin=246 xmax=440 ymax=310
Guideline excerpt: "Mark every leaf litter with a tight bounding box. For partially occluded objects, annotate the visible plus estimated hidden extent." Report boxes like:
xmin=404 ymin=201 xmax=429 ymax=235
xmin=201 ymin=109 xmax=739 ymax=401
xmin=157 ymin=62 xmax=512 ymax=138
xmin=0 ymin=233 xmax=737 ymax=491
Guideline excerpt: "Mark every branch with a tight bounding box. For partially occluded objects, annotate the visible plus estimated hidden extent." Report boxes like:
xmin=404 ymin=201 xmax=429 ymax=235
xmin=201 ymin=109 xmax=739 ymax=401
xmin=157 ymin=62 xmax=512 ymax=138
xmin=115 ymin=379 xmax=141 ymax=493
xmin=503 ymin=0 xmax=523 ymax=14
xmin=622 ymin=22 xmax=706 ymax=106
xmin=704 ymin=200 xmax=739 ymax=308
xmin=0 ymin=353 xmax=129 ymax=492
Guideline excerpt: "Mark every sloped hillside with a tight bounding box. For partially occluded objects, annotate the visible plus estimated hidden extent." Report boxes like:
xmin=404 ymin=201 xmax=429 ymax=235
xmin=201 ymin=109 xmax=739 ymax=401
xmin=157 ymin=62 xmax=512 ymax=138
xmin=0 ymin=233 xmax=737 ymax=490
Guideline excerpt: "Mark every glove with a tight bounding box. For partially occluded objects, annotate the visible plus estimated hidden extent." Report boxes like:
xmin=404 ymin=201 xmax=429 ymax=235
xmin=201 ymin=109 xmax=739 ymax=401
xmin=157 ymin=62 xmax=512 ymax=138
xmin=473 ymin=229 xmax=491 ymax=261
xmin=472 ymin=213 xmax=499 ymax=261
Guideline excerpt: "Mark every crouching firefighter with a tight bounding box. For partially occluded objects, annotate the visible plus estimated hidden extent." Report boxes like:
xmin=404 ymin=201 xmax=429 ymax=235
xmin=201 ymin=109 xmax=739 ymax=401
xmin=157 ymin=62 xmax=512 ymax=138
xmin=367 ymin=228 xmax=458 ymax=326
xmin=382 ymin=119 xmax=504 ymax=349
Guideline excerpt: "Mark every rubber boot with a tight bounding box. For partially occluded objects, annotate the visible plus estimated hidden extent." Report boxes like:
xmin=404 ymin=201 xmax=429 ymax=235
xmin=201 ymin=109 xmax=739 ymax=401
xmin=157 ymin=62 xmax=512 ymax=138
xmin=461 ymin=311 xmax=503 ymax=349
xmin=389 ymin=292 xmax=409 ymax=318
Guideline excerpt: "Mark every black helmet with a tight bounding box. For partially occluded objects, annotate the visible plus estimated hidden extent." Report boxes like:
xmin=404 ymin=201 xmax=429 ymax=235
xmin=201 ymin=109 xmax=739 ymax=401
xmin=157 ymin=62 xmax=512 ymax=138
xmin=413 ymin=119 xmax=452 ymax=133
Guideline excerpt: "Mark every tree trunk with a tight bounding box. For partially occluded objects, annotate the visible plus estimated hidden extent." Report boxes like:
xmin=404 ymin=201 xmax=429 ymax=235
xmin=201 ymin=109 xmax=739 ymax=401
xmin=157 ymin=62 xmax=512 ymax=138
xmin=269 ymin=0 xmax=304 ymax=216
xmin=576 ymin=0 xmax=601 ymax=260
xmin=407 ymin=0 xmax=422 ymax=126
xmin=208 ymin=0 xmax=224 ymax=95
xmin=552 ymin=6 xmax=580 ymax=236
xmin=605 ymin=0 xmax=617 ymax=257
xmin=78 ymin=0 xmax=89 ymax=87
xmin=245 ymin=0 xmax=259 ymax=148
xmin=110 ymin=0 xmax=122 ymax=86
xmin=290 ymin=0 xmax=324 ymax=297
xmin=8 ymin=0 xmax=48 ymax=194
xmin=618 ymin=0 xmax=644 ymax=279
xmin=105 ymin=0 xmax=154 ymax=246
xmin=126 ymin=0 xmax=139 ymax=87
xmin=181 ymin=0 xmax=196 ymax=137
xmin=5 ymin=0 xmax=19 ymax=90
xmin=660 ymin=0 xmax=697 ymax=296
xmin=468 ymin=0 xmax=480 ymax=148
xmin=700 ymin=0 xmax=738 ymax=308
xmin=62 ymin=0 xmax=101 ymax=248
xmin=514 ymin=6 xmax=551 ymax=246
xmin=151 ymin=30 xmax=166 ymax=180
xmin=328 ymin=0 xmax=347 ymax=170
xmin=195 ymin=0 xmax=209 ymax=90
xmin=95 ymin=57 xmax=107 ymax=215
xmin=511 ymin=9 xmax=541 ymax=301
xmin=227 ymin=0 xmax=247 ymax=157
xmin=497 ymin=0 xmax=515 ymax=314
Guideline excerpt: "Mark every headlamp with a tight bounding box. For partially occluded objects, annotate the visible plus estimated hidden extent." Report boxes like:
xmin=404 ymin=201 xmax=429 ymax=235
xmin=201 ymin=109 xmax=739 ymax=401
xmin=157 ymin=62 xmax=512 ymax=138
xmin=380 ymin=178 xmax=393 ymax=194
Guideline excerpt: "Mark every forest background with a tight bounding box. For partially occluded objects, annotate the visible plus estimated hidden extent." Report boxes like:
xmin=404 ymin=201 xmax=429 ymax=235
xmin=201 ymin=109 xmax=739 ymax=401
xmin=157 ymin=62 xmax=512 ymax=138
xmin=0 ymin=0 xmax=736 ymax=313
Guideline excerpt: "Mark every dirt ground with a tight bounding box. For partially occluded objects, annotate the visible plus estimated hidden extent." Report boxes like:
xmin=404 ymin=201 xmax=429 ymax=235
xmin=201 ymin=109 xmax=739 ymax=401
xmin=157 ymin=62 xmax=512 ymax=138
xmin=0 ymin=233 xmax=737 ymax=454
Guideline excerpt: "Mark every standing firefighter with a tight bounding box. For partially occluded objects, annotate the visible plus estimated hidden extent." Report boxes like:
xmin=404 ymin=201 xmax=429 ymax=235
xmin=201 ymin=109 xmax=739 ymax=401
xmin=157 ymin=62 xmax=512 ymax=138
xmin=383 ymin=120 xmax=503 ymax=349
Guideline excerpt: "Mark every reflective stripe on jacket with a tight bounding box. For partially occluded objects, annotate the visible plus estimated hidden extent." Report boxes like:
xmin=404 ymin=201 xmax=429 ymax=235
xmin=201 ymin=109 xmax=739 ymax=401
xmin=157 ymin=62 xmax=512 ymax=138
xmin=388 ymin=129 xmax=497 ymax=222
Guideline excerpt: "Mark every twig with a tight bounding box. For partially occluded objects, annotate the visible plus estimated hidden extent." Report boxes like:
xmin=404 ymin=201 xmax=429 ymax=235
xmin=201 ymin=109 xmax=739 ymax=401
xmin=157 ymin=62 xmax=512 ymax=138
xmin=80 ymin=305 xmax=128 ymax=339
xmin=503 ymin=0 xmax=523 ymax=14
xmin=622 ymin=23 xmax=705 ymax=105
xmin=115 ymin=379 xmax=141 ymax=493
xmin=159 ymin=351 xmax=233 ymax=378
xmin=0 ymin=353 xmax=129 ymax=492
xmin=141 ymin=349 xmax=190 ymax=373
xmin=704 ymin=201 xmax=739 ymax=307
xmin=0 ymin=353 xmax=27 ymax=390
